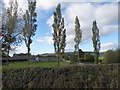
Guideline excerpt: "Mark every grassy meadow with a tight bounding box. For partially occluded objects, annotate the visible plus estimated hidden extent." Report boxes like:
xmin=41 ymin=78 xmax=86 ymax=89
xmin=2 ymin=61 xmax=70 ymax=69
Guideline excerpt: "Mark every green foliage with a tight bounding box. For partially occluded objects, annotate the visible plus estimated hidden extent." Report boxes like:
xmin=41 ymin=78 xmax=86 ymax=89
xmin=3 ymin=64 xmax=120 ymax=88
xmin=1 ymin=0 xmax=23 ymax=66
xmin=79 ymin=57 xmax=84 ymax=62
xmin=103 ymin=49 xmax=119 ymax=64
xmin=116 ymin=49 xmax=120 ymax=62
xmin=84 ymin=53 xmax=94 ymax=62
xmin=52 ymin=4 xmax=66 ymax=66
xmin=78 ymin=49 xmax=84 ymax=58
xmin=92 ymin=20 xmax=100 ymax=64
xmin=1 ymin=0 xmax=22 ymax=50
xmin=70 ymin=54 xmax=78 ymax=63
xmin=22 ymin=0 xmax=37 ymax=62
xmin=74 ymin=16 xmax=82 ymax=62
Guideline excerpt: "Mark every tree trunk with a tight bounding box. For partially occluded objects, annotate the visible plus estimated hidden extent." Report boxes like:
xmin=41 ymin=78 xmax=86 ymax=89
xmin=6 ymin=48 xmax=9 ymax=67
xmin=27 ymin=45 xmax=30 ymax=66
xmin=78 ymin=50 xmax=79 ymax=63
xmin=77 ymin=46 xmax=80 ymax=63
xmin=96 ymin=54 xmax=99 ymax=64
xmin=57 ymin=45 xmax=60 ymax=66
xmin=57 ymin=53 xmax=59 ymax=66
xmin=94 ymin=52 xmax=98 ymax=64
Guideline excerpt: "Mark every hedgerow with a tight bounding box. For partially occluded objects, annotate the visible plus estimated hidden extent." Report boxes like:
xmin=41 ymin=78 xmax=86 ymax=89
xmin=2 ymin=64 xmax=120 ymax=88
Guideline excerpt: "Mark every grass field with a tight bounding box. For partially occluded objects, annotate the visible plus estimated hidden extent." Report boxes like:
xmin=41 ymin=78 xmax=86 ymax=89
xmin=2 ymin=61 xmax=70 ymax=69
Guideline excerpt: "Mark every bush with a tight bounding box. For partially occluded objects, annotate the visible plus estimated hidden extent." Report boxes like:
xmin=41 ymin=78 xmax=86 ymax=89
xmin=2 ymin=64 xmax=120 ymax=88
xmin=116 ymin=49 xmax=120 ymax=63
xmin=84 ymin=53 xmax=94 ymax=62
xmin=70 ymin=54 xmax=84 ymax=63
xmin=79 ymin=58 xmax=84 ymax=62
xmin=103 ymin=49 xmax=119 ymax=64
xmin=70 ymin=54 xmax=77 ymax=63
xmin=78 ymin=49 xmax=84 ymax=58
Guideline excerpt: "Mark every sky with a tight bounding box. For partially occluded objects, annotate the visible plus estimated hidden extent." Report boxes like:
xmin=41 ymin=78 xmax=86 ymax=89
xmin=2 ymin=0 xmax=119 ymax=56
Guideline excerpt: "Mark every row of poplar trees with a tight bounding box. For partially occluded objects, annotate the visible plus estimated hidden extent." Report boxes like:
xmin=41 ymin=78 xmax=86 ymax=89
xmin=1 ymin=0 xmax=37 ymax=66
xmin=52 ymin=4 xmax=100 ymax=66
xmin=1 ymin=0 xmax=100 ymax=67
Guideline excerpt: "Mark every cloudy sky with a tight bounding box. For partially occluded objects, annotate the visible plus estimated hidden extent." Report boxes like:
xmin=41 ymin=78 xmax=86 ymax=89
xmin=3 ymin=0 xmax=118 ymax=55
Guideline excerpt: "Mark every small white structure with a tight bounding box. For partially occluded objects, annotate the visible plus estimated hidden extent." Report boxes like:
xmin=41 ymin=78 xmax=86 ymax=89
xmin=35 ymin=57 xmax=39 ymax=62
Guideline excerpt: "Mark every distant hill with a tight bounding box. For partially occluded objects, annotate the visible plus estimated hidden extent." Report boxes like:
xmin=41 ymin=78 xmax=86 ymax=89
xmin=41 ymin=51 xmax=105 ymax=57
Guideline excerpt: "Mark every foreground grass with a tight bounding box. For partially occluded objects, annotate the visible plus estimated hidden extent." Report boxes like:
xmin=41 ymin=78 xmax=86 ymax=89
xmin=2 ymin=61 xmax=70 ymax=69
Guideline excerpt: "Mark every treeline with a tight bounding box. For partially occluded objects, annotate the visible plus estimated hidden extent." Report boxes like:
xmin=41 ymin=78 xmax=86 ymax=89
xmin=2 ymin=0 xmax=118 ymax=66
xmin=70 ymin=49 xmax=120 ymax=64
xmin=103 ymin=49 xmax=120 ymax=64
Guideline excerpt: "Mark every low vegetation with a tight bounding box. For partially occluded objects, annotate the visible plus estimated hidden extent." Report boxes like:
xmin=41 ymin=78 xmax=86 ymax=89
xmin=71 ymin=52 xmax=94 ymax=63
xmin=2 ymin=61 xmax=70 ymax=69
xmin=103 ymin=49 xmax=120 ymax=64
xmin=2 ymin=64 xmax=120 ymax=88
xmin=70 ymin=49 xmax=120 ymax=64
xmin=84 ymin=53 xmax=94 ymax=62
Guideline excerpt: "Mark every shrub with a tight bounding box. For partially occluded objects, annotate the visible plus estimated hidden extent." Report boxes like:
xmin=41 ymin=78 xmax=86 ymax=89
xmin=103 ymin=49 xmax=119 ymax=64
xmin=84 ymin=53 xmax=94 ymax=62
xmin=116 ymin=49 xmax=120 ymax=63
xmin=78 ymin=49 xmax=84 ymax=58
xmin=2 ymin=64 xmax=120 ymax=88
xmin=79 ymin=58 xmax=84 ymax=62
xmin=70 ymin=54 xmax=77 ymax=63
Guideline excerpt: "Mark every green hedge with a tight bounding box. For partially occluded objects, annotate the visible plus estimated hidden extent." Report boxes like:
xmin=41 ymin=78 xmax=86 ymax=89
xmin=2 ymin=64 xmax=120 ymax=88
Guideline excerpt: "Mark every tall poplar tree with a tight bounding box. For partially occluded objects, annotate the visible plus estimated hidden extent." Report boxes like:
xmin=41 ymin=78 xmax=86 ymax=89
xmin=74 ymin=16 xmax=82 ymax=62
xmin=92 ymin=20 xmax=100 ymax=64
xmin=1 ymin=0 xmax=23 ymax=66
xmin=52 ymin=4 xmax=66 ymax=66
xmin=22 ymin=0 xmax=37 ymax=66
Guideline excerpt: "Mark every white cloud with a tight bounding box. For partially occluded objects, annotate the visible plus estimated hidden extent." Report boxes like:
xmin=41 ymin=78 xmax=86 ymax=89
xmin=45 ymin=32 xmax=51 ymax=35
xmin=41 ymin=50 xmax=54 ymax=54
xmin=100 ymin=25 xmax=118 ymax=36
xmin=15 ymin=45 xmax=27 ymax=53
xmin=95 ymin=3 xmax=118 ymax=25
xmin=36 ymin=36 xmax=53 ymax=44
xmin=47 ymin=3 xmax=118 ymax=51
xmin=3 ymin=0 xmax=58 ymax=11
xmin=3 ymin=1 xmax=118 ymax=53
xmin=9 ymin=44 xmax=27 ymax=56
xmin=37 ymin=0 xmax=57 ymax=10
xmin=38 ymin=0 xmax=119 ymax=3
xmin=66 ymin=35 xmax=75 ymax=50
xmin=46 ymin=15 xmax=54 ymax=28
xmin=3 ymin=0 xmax=119 ymax=12
xmin=3 ymin=0 xmax=28 ymax=12
xmin=90 ymin=0 xmax=119 ymax=2
xmin=101 ymin=42 xmax=118 ymax=51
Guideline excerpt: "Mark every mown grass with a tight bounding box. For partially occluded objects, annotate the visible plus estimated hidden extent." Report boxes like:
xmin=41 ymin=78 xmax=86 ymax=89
xmin=2 ymin=61 xmax=70 ymax=69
